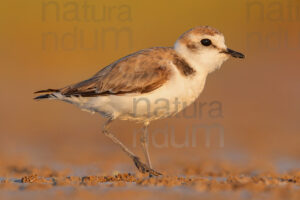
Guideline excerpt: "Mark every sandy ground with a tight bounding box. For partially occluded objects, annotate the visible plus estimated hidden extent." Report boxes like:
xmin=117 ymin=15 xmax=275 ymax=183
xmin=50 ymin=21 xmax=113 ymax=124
xmin=1 ymin=114 xmax=300 ymax=200
xmin=1 ymin=106 xmax=300 ymax=200
xmin=1 ymin=158 xmax=299 ymax=200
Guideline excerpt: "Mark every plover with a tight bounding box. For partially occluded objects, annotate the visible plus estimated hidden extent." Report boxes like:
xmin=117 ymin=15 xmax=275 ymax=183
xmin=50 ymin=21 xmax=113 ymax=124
xmin=34 ymin=26 xmax=244 ymax=176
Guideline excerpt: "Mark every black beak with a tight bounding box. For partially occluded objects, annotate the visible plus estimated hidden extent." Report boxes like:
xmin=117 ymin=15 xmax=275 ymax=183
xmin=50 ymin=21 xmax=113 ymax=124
xmin=223 ymin=48 xmax=245 ymax=59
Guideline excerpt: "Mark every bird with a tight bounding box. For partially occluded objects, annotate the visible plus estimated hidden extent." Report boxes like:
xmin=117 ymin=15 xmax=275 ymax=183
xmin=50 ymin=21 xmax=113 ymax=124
xmin=34 ymin=26 xmax=245 ymax=177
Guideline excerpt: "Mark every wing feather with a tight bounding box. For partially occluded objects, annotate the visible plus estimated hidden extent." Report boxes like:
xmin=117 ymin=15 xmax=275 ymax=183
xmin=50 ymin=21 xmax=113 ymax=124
xmin=60 ymin=47 xmax=174 ymax=97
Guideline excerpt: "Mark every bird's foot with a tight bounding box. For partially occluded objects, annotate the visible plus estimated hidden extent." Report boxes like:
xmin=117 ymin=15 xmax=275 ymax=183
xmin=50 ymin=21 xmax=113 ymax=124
xmin=132 ymin=156 xmax=162 ymax=177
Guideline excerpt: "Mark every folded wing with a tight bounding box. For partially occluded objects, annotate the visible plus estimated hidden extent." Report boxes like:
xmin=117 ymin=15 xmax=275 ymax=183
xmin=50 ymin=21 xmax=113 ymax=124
xmin=60 ymin=47 xmax=174 ymax=97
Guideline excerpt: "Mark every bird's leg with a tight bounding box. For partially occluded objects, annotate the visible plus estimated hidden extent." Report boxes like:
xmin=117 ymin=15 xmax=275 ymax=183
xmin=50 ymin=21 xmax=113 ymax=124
xmin=140 ymin=124 xmax=152 ymax=168
xmin=102 ymin=119 xmax=162 ymax=176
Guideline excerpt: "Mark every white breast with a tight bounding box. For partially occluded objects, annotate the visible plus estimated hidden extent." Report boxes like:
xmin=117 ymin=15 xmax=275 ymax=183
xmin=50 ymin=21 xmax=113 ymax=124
xmin=103 ymin=64 xmax=207 ymax=122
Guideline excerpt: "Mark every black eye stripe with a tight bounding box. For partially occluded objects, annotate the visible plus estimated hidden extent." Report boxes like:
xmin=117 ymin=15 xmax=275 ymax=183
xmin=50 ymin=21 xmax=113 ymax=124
xmin=201 ymin=39 xmax=212 ymax=46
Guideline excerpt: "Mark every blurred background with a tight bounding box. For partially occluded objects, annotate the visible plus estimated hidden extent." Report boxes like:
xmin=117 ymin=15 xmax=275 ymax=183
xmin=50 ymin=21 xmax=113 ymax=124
xmin=0 ymin=0 xmax=299 ymax=175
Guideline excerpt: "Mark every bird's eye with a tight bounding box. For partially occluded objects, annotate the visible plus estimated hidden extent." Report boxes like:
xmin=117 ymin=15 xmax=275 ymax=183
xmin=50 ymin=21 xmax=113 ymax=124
xmin=201 ymin=39 xmax=212 ymax=46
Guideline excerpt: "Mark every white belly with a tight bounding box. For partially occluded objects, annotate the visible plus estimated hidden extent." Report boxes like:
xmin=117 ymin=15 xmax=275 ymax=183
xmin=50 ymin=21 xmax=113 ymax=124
xmin=61 ymin=67 xmax=208 ymax=123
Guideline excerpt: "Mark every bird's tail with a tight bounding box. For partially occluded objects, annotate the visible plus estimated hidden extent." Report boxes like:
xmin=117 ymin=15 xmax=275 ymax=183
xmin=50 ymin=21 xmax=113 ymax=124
xmin=34 ymin=89 xmax=60 ymax=100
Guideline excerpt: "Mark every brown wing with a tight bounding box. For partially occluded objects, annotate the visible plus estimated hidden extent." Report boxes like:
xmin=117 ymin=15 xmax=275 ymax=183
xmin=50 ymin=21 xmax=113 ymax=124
xmin=60 ymin=47 xmax=174 ymax=97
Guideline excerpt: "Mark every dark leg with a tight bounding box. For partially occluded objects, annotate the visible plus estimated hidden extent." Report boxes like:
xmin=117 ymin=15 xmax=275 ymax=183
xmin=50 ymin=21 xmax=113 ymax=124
xmin=102 ymin=119 xmax=161 ymax=176
xmin=140 ymin=124 xmax=152 ymax=168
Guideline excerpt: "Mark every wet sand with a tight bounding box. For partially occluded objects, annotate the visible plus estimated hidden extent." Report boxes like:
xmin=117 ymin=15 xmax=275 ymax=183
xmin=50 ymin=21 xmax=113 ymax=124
xmin=1 ymin=160 xmax=299 ymax=200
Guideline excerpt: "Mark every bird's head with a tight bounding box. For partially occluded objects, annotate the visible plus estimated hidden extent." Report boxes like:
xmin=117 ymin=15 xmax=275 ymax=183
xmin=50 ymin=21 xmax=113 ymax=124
xmin=174 ymin=26 xmax=244 ymax=73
